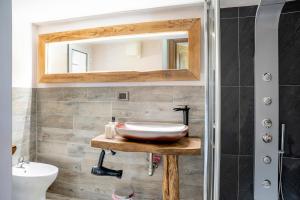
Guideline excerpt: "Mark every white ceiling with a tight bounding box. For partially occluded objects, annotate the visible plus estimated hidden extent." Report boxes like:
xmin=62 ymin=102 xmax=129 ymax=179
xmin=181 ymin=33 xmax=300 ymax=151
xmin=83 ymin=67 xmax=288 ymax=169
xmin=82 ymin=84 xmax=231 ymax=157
xmin=13 ymin=0 xmax=264 ymax=24
xmin=13 ymin=0 xmax=203 ymax=23
xmin=221 ymin=0 xmax=259 ymax=8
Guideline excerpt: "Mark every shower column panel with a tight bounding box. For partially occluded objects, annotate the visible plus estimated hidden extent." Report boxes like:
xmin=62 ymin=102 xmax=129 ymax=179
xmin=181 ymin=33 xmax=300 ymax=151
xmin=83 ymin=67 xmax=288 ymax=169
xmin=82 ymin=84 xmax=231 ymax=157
xmin=254 ymin=0 xmax=284 ymax=199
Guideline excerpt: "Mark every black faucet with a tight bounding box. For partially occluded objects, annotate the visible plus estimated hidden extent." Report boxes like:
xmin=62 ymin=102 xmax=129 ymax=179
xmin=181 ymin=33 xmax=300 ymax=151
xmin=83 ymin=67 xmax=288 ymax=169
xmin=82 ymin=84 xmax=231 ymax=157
xmin=91 ymin=150 xmax=123 ymax=179
xmin=173 ymin=105 xmax=190 ymax=136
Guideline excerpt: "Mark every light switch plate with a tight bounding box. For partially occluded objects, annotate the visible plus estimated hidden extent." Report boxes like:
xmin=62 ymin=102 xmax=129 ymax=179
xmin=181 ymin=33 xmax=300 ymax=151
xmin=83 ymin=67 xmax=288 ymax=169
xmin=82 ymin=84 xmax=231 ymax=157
xmin=118 ymin=91 xmax=129 ymax=101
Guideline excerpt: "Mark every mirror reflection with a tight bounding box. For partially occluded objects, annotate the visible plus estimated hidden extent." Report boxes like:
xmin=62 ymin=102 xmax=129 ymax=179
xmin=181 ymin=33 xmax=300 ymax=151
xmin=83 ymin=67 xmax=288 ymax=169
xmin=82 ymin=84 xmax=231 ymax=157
xmin=45 ymin=32 xmax=189 ymax=74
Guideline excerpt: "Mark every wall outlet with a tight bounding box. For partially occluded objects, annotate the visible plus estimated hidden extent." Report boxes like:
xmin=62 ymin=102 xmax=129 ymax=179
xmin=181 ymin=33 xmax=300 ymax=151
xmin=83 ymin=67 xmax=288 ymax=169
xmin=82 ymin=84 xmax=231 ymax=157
xmin=118 ymin=92 xmax=129 ymax=101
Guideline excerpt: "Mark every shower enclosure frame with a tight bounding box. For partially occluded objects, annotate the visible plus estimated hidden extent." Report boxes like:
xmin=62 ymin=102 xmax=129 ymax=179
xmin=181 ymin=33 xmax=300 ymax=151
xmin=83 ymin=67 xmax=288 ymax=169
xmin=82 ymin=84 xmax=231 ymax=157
xmin=204 ymin=0 xmax=221 ymax=199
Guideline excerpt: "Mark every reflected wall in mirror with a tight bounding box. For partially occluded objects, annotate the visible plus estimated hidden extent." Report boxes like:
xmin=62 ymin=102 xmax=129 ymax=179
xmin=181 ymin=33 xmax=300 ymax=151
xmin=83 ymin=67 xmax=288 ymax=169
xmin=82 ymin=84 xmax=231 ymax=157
xmin=39 ymin=18 xmax=200 ymax=83
xmin=46 ymin=32 xmax=189 ymax=74
xmin=168 ymin=38 xmax=189 ymax=70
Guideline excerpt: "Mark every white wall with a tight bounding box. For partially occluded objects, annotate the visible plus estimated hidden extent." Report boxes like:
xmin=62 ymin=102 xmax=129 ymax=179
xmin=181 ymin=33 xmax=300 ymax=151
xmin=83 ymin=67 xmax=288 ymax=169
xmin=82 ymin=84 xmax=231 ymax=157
xmin=220 ymin=0 xmax=259 ymax=7
xmin=70 ymin=43 xmax=93 ymax=71
xmin=47 ymin=43 xmax=95 ymax=73
xmin=12 ymin=0 xmax=264 ymax=88
xmin=47 ymin=43 xmax=68 ymax=73
xmin=12 ymin=0 xmax=205 ymax=87
xmin=15 ymin=0 xmax=203 ymax=24
xmin=12 ymin=18 xmax=37 ymax=88
xmin=12 ymin=0 xmax=204 ymax=87
xmin=0 ymin=0 xmax=12 ymax=199
xmin=90 ymin=40 xmax=163 ymax=72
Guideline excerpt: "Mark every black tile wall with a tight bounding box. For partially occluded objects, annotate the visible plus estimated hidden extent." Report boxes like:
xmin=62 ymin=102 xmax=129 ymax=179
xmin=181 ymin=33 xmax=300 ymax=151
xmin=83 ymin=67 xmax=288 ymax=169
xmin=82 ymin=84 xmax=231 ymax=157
xmin=279 ymin=3 xmax=300 ymax=200
xmin=238 ymin=156 xmax=254 ymax=200
xmin=239 ymin=17 xmax=255 ymax=86
xmin=220 ymin=155 xmax=239 ymax=200
xmin=221 ymin=6 xmax=257 ymax=155
xmin=221 ymin=18 xmax=239 ymax=86
xmin=221 ymin=2 xmax=300 ymax=200
xmin=221 ymin=6 xmax=256 ymax=200
xmin=239 ymin=87 xmax=254 ymax=156
xmin=220 ymin=7 xmax=238 ymax=19
xmin=279 ymin=12 xmax=300 ymax=85
xmin=282 ymin=1 xmax=300 ymax=14
xmin=279 ymin=2 xmax=300 ymax=200
xmin=280 ymin=86 xmax=300 ymax=157
xmin=282 ymin=158 xmax=300 ymax=200
xmin=221 ymin=87 xmax=239 ymax=155
xmin=239 ymin=6 xmax=257 ymax=18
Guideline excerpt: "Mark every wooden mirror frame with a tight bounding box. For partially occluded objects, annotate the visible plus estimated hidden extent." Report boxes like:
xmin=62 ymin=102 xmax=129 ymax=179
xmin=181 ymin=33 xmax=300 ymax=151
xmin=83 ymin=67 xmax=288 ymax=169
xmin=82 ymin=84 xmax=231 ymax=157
xmin=38 ymin=18 xmax=201 ymax=83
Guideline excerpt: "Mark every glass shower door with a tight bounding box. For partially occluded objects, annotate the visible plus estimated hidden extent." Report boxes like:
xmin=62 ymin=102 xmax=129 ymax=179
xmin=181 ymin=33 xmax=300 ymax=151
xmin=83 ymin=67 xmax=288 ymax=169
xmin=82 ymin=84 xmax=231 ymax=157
xmin=204 ymin=0 xmax=221 ymax=200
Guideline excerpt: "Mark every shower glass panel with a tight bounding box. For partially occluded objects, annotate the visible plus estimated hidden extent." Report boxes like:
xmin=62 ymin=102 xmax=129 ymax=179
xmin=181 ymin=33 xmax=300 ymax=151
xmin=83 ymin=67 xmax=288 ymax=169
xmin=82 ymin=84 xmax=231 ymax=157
xmin=204 ymin=0 xmax=221 ymax=199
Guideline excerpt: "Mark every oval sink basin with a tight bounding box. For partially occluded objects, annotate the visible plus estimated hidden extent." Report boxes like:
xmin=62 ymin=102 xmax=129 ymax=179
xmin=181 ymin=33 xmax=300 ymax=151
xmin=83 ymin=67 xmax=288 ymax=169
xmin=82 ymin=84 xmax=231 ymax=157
xmin=115 ymin=122 xmax=188 ymax=142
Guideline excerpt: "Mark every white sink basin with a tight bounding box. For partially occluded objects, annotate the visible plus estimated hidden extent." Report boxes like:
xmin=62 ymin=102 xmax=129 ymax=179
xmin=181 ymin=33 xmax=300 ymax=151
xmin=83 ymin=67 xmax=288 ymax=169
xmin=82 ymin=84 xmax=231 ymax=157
xmin=115 ymin=122 xmax=188 ymax=142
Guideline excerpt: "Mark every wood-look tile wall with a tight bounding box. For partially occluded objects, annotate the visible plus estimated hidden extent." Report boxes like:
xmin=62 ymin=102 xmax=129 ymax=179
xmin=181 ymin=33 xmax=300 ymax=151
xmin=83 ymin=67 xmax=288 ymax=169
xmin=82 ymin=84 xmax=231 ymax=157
xmin=12 ymin=88 xmax=37 ymax=164
xmin=27 ymin=86 xmax=203 ymax=200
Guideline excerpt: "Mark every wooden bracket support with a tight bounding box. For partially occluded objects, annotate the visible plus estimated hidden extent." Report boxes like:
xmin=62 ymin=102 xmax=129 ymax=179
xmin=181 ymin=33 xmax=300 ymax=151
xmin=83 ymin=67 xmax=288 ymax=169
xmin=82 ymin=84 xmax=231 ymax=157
xmin=163 ymin=155 xmax=179 ymax=200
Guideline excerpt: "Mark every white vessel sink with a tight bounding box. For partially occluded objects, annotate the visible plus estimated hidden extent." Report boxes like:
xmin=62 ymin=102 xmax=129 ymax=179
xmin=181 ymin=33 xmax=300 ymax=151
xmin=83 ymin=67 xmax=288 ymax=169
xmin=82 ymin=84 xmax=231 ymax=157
xmin=115 ymin=122 xmax=188 ymax=142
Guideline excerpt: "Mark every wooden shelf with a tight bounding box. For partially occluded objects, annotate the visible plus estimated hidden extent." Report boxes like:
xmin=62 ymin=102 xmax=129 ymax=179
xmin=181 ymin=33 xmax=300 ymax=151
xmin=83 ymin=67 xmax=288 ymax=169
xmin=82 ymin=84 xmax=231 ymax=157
xmin=91 ymin=135 xmax=201 ymax=200
xmin=91 ymin=135 xmax=201 ymax=155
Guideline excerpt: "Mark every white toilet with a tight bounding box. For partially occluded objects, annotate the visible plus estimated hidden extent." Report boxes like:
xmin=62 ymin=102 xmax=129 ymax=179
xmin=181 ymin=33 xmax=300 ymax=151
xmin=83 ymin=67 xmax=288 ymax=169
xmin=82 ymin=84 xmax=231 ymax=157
xmin=12 ymin=162 xmax=58 ymax=200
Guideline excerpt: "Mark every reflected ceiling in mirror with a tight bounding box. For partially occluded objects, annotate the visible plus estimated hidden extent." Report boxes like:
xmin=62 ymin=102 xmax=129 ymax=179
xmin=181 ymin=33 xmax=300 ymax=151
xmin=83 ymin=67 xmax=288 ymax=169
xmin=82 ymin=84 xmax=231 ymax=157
xmin=46 ymin=32 xmax=189 ymax=74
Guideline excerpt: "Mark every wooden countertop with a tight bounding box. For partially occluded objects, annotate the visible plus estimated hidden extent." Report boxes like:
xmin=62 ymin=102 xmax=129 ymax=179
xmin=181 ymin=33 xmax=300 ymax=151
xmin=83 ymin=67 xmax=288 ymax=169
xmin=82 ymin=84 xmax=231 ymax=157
xmin=91 ymin=135 xmax=201 ymax=155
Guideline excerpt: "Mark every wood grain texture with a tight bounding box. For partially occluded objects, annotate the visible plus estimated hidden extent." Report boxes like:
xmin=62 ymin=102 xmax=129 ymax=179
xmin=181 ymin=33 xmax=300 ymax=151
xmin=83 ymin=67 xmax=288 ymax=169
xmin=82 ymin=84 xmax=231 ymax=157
xmin=188 ymin=19 xmax=201 ymax=79
xmin=163 ymin=155 xmax=170 ymax=200
xmin=91 ymin=135 xmax=201 ymax=155
xmin=168 ymin=38 xmax=189 ymax=70
xmin=38 ymin=37 xmax=46 ymax=82
xmin=163 ymin=155 xmax=179 ymax=200
xmin=168 ymin=155 xmax=179 ymax=200
xmin=168 ymin=39 xmax=177 ymax=70
xmin=12 ymin=145 xmax=17 ymax=155
xmin=39 ymin=19 xmax=197 ymax=43
xmin=39 ymin=69 xmax=198 ymax=83
xmin=38 ymin=18 xmax=201 ymax=83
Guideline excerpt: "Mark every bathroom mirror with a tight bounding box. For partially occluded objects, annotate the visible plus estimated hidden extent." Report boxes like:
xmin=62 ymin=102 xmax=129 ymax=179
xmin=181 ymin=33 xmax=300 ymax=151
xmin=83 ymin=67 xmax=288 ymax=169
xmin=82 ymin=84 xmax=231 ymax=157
xmin=46 ymin=33 xmax=189 ymax=74
xmin=38 ymin=18 xmax=200 ymax=83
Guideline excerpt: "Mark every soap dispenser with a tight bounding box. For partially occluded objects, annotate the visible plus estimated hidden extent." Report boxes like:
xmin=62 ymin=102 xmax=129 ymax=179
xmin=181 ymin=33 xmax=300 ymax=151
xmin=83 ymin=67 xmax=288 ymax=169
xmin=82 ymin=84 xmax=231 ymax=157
xmin=105 ymin=117 xmax=117 ymax=139
xmin=110 ymin=117 xmax=117 ymax=136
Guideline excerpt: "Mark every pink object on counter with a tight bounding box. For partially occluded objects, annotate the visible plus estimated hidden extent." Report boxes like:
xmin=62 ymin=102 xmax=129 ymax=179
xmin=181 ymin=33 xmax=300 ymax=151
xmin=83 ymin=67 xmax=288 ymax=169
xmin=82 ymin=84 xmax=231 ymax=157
xmin=112 ymin=184 xmax=135 ymax=200
xmin=112 ymin=193 xmax=134 ymax=200
xmin=153 ymin=154 xmax=161 ymax=163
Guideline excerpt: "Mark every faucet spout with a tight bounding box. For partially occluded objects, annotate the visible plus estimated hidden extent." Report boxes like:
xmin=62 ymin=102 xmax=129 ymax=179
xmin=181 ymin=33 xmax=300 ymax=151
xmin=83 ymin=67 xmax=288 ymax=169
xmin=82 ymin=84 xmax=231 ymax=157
xmin=173 ymin=105 xmax=190 ymax=136
xmin=173 ymin=105 xmax=190 ymax=126
xmin=16 ymin=156 xmax=30 ymax=168
xmin=91 ymin=150 xmax=123 ymax=179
